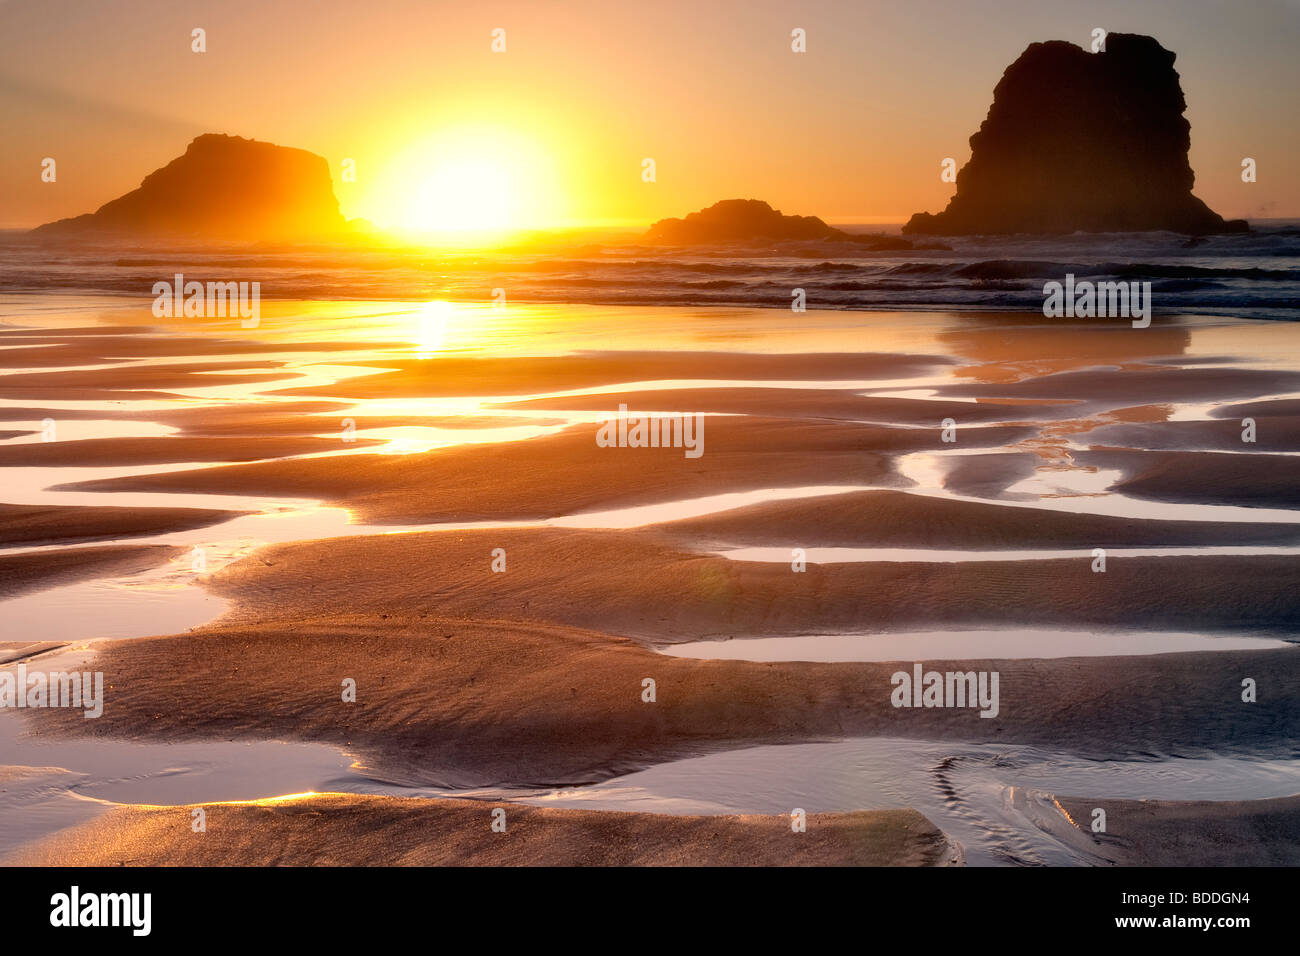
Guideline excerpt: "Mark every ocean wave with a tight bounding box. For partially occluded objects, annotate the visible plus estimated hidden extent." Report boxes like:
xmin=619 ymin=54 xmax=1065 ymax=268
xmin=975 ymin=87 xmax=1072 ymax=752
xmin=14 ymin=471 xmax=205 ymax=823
xmin=2 ymin=227 xmax=1297 ymax=321
xmin=954 ymin=259 xmax=1300 ymax=281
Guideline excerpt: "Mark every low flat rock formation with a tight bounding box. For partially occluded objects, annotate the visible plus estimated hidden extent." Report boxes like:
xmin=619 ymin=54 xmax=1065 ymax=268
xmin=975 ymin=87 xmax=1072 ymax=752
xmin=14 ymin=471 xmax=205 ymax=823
xmin=32 ymin=133 xmax=349 ymax=241
xmin=904 ymin=34 xmax=1247 ymax=236
xmin=648 ymin=199 xmax=913 ymax=249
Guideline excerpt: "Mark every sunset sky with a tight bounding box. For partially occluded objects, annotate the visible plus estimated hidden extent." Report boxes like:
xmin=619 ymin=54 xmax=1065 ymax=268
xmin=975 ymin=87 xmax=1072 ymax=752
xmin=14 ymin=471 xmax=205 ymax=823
xmin=1 ymin=0 xmax=1297 ymax=232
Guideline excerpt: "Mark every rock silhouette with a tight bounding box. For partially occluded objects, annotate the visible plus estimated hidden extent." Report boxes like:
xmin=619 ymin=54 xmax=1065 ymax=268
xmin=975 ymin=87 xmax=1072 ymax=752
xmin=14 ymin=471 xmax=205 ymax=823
xmin=904 ymin=34 xmax=1246 ymax=236
xmin=33 ymin=134 xmax=349 ymax=241
xmin=648 ymin=199 xmax=913 ymax=248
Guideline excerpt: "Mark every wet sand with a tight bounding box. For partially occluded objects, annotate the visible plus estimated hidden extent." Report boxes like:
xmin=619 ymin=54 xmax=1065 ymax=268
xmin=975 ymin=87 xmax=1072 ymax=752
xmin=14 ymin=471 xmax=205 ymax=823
xmin=1077 ymin=448 xmax=1300 ymax=509
xmin=659 ymin=488 xmax=1300 ymax=548
xmin=941 ymin=365 xmax=1300 ymax=404
xmin=497 ymin=386 xmax=1050 ymax=424
xmin=1050 ymin=794 xmax=1300 ymax=866
xmin=273 ymin=350 xmax=954 ymax=399
xmin=51 ymin=417 xmax=1045 ymax=524
xmin=5 ymin=301 xmax=1300 ymax=866
xmin=56 ymin=417 xmax=992 ymax=522
xmin=1079 ymin=417 xmax=1300 ymax=452
xmin=5 ymin=794 xmax=952 ymax=867
xmin=206 ymin=525 xmax=1300 ymax=639
xmin=0 ymin=360 xmax=298 ymax=401
xmin=155 ymin=407 xmax=562 ymax=437
xmin=1215 ymin=397 xmax=1300 ymax=419
xmin=0 ymin=502 xmax=243 ymax=547
xmin=939 ymin=451 xmax=1041 ymax=497
xmin=0 ymin=435 xmax=383 ymax=467
xmin=0 ymin=329 xmax=405 ymax=367
xmin=26 ymin=603 xmax=1298 ymax=789
xmin=0 ymin=544 xmax=180 ymax=599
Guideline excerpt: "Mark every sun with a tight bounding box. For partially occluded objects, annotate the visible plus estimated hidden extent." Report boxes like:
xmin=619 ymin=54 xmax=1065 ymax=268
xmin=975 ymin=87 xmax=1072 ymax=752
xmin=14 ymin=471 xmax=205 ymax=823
xmin=364 ymin=124 xmax=566 ymax=238
xmin=406 ymin=155 xmax=515 ymax=233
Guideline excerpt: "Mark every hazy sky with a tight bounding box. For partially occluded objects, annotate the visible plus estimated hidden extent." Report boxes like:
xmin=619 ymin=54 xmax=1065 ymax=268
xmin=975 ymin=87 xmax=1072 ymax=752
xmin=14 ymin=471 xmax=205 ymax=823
xmin=1 ymin=0 xmax=1297 ymax=231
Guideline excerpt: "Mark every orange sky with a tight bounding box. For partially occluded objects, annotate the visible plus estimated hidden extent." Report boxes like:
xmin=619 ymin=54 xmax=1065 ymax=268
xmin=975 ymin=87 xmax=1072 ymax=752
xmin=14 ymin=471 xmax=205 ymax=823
xmin=2 ymin=0 xmax=1297 ymax=232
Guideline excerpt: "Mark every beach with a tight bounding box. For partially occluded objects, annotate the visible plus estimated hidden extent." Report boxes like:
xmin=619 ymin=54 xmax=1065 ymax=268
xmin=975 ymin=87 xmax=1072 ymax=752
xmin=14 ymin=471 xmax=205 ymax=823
xmin=2 ymin=294 xmax=1299 ymax=867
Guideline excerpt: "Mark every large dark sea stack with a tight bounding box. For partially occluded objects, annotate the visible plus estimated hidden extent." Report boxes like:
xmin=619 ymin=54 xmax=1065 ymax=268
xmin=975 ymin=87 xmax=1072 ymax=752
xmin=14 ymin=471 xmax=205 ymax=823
xmin=32 ymin=134 xmax=348 ymax=241
xmin=904 ymin=34 xmax=1246 ymax=236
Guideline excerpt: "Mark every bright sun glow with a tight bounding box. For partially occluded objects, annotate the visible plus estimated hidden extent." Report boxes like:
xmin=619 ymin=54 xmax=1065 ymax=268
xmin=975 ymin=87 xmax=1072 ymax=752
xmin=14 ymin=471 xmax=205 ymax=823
xmin=407 ymin=156 xmax=515 ymax=233
xmin=365 ymin=124 xmax=567 ymax=237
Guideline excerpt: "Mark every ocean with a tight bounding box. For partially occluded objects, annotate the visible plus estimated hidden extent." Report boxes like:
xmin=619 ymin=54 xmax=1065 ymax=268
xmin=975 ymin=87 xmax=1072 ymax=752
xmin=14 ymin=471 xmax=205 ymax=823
xmin=3 ymin=221 xmax=1298 ymax=320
